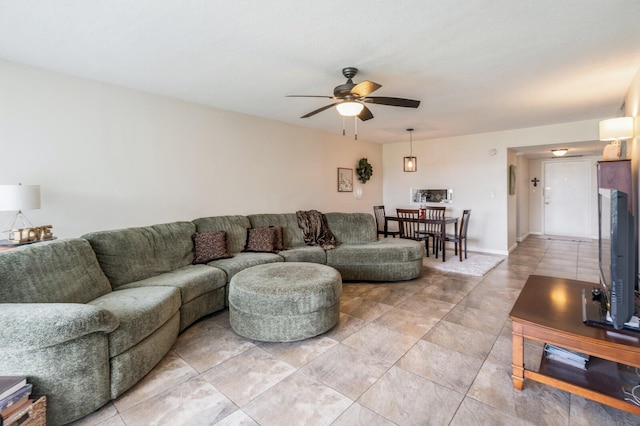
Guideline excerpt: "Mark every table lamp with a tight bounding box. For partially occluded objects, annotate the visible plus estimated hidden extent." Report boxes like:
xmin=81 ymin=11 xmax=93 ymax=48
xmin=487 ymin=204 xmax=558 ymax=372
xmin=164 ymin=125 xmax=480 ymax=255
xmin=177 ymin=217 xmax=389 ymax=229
xmin=0 ymin=183 xmax=41 ymax=236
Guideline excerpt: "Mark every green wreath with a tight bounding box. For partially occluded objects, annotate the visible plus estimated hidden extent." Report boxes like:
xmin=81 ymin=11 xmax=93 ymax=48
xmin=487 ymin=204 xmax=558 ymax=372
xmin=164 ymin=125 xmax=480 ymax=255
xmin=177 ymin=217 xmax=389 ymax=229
xmin=356 ymin=158 xmax=373 ymax=184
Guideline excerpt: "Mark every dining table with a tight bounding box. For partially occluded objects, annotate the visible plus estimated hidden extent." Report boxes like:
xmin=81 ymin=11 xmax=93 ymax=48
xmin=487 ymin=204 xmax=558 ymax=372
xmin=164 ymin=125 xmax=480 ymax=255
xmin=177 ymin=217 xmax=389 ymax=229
xmin=384 ymin=214 xmax=459 ymax=261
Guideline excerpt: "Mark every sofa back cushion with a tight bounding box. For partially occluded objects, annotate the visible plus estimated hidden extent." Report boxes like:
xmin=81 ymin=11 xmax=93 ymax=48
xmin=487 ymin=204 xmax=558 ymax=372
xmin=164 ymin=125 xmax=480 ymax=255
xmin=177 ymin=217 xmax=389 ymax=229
xmin=83 ymin=222 xmax=195 ymax=289
xmin=247 ymin=213 xmax=305 ymax=248
xmin=325 ymin=213 xmax=377 ymax=244
xmin=193 ymin=215 xmax=250 ymax=254
xmin=0 ymin=238 xmax=112 ymax=303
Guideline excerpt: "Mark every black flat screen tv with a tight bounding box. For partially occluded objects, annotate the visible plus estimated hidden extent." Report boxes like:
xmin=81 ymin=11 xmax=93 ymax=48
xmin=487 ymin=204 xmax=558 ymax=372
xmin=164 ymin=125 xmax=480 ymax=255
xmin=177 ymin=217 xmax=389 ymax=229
xmin=597 ymin=188 xmax=636 ymax=330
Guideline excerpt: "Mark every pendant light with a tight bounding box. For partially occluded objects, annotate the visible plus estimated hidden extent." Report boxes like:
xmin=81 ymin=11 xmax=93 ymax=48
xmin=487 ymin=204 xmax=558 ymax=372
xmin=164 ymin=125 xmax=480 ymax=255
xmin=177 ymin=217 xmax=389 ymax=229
xmin=403 ymin=128 xmax=417 ymax=172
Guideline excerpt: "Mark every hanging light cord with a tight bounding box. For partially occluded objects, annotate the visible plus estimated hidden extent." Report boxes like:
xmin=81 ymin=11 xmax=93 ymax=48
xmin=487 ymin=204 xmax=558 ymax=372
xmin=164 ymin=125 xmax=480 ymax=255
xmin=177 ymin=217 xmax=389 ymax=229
xmin=409 ymin=129 xmax=413 ymax=156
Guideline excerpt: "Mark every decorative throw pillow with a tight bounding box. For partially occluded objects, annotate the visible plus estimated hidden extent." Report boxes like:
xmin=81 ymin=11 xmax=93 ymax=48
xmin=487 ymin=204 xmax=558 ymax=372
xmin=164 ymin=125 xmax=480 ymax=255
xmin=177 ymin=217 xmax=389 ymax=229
xmin=270 ymin=226 xmax=285 ymax=251
xmin=192 ymin=231 xmax=231 ymax=264
xmin=243 ymin=227 xmax=278 ymax=253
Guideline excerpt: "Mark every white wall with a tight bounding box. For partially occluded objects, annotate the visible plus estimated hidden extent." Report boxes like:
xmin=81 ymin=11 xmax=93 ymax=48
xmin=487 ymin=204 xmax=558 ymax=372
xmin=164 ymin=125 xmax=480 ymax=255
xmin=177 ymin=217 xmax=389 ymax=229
xmin=507 ymin=149 xmax=517 ymax=252
xmin=382 ymin=119 xmax=601 ymax=254
xmin=0 ymin=60 xmax=383 ymax=238
xmin=625 ymin=67 xmax=640 ymax=217
xmin=516 ymin=154 xmax=529 ymax=241
xmin=527 ymin=158 xmax=543 ymax=236
xmin=623 ymin=67 xmax=640 ymax=271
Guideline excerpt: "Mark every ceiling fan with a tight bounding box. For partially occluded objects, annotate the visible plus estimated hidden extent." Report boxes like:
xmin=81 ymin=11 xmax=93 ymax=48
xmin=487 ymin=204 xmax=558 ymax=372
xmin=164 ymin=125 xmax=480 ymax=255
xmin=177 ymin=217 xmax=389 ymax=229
xmin=287 ymin=67 xmax=420 ymax=121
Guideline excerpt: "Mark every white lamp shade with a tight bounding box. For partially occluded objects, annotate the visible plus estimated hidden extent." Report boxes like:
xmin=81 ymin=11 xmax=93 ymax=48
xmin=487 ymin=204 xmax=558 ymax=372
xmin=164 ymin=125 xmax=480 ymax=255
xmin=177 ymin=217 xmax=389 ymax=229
xmin=0 ymin=184 xmax=41 ymax=211
xmin=599 ymin=117 xmax=634 ymax=141
xmin=336 ymin=101 xmax=364 ymax=117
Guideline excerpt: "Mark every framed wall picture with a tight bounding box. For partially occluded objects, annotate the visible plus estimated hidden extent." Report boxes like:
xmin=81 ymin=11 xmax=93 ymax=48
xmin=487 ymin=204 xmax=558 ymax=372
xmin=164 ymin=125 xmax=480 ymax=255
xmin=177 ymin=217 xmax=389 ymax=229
xmin=337 ymin=168 xmax=353 ymax=192
xmin=509 ymin=165 xmax=516 ymax=195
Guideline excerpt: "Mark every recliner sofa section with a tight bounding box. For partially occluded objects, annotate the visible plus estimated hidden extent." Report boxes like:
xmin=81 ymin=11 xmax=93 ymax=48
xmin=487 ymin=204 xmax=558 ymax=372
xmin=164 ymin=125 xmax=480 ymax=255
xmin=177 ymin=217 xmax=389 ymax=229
xmin=324 ymin=212 xmax=424 ymax=281
xmin=0 ymin=238 xmax=181 ymax=426
xmin=82 ymin=221 xmax=227 ymax=332
xmin=192 ymin=215 xmax=284 ymax=283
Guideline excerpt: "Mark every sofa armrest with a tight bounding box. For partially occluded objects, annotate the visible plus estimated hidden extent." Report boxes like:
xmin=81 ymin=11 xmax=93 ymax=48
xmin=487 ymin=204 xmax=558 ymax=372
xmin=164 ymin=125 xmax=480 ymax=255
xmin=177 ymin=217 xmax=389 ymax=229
xmin=0 ymin=303 xmax=119 ymax=349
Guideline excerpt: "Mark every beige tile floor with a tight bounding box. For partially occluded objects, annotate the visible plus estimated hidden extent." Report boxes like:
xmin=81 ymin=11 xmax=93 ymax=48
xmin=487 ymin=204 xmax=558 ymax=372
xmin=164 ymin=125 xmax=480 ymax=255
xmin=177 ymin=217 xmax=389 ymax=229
xmin=71 ymin=236 xmax=640 ymax=425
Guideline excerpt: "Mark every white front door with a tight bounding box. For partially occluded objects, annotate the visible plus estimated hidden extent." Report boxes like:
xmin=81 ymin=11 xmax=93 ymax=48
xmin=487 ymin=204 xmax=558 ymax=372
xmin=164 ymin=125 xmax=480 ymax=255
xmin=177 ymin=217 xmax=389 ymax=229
xmin=543 ymin=160 xmax=591 ymax=238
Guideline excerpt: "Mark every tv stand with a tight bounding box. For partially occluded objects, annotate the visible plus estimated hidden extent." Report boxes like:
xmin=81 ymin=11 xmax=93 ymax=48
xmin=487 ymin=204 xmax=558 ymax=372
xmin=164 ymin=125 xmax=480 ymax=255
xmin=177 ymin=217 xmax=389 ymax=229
xmin=510 ymin=275 xmax=640 ymax=416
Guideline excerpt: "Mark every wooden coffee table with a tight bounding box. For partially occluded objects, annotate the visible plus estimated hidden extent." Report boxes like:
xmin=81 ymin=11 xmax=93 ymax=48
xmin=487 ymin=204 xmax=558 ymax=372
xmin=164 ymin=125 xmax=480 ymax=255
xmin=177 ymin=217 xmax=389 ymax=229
xmin=510 ymin=275 xmax=640 ymax=415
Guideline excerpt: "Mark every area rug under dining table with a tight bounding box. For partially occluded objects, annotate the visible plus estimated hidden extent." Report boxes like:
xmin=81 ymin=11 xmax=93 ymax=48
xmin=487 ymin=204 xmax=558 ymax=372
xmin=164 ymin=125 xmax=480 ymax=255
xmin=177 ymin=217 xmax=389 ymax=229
xmin=422 ymin=252 xmax=505 ymax=276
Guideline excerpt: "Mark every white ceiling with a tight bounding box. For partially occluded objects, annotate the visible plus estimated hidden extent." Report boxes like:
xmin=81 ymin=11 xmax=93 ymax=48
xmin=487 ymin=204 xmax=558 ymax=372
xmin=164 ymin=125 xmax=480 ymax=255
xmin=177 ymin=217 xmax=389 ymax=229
xmin=0 ymin=1 xmax=639 ymax=144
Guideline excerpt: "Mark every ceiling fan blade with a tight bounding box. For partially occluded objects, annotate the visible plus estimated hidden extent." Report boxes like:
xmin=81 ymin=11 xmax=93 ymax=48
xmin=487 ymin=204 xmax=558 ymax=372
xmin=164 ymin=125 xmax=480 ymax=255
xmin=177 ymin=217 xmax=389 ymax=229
xmin=358 ymin=105 xmax=374 ymax=121
xmin=286 ymin=95 xmax=335 ymax=99
xmin=300 ymin=102 xmax=340 ymax=118
xmin=351 ymin=80 xmax=381 ymax=97
xmin=364 ymin=97 xmax=420 ymax=108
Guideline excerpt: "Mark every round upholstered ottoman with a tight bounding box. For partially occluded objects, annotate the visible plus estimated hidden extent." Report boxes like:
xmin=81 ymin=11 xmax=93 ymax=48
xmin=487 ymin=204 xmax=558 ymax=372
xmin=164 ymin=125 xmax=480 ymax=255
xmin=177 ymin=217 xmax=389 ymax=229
xmin=228 ymin=262 xmax=342 ymax=342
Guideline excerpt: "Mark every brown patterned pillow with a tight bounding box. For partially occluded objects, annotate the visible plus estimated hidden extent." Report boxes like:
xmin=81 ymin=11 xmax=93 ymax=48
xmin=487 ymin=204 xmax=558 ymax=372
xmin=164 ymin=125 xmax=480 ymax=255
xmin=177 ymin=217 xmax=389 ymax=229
xmin=243 ymin=227 xmax=277 ymax=253
xmin=270 ymin=226 xmax=284 ymax=251
xmin=192 ymin=231 xmax=231 ymax=264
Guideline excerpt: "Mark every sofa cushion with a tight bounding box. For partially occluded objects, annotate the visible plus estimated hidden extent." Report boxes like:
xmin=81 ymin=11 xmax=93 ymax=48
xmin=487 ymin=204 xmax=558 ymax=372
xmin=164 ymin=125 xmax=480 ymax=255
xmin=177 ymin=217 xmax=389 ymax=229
xmin=192 ymin=231 xmax=231 ymax=264
xmin=193 ymin=215 xmax=251 ymax=254
xmin=243 ymin=227 xmax=278 ymax=253
xmin=247 ymin=213 xmax=305 ymax=248
xmin=324 ymin=212 xmax=377 ymax=244
xmin=325 ymin=238 xmax=424 ymax=264
xmin=89 ymin=286 xmax=181 ymax=358
xmin=206 ymin=252 xmax=283 ymax=282
xmin=278 ymin=246 xmax=327 ymax=264
xmin=0 ymin=238 xmax=113 ymax=304
xmin=117 ymin=264 xmax=227 ymax=304
xmin=271 ymin=226 xmax=284 ymax=251
xmin=83 ymin=222 xmax=195 ymax=289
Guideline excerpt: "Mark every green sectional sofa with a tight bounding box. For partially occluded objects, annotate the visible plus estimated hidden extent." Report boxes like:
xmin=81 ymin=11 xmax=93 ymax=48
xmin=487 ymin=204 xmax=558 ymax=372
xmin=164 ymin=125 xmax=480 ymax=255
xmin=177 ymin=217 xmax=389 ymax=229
xmin=0 ymin=212 xmax=423 ymax=425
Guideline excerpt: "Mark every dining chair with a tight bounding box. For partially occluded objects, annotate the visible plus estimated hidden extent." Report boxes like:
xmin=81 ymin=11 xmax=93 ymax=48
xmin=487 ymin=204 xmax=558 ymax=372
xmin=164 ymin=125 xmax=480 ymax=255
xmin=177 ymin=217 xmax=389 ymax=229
xmin=396 ymin=208 xmax=429 ymax=256
xmin=441 ymin=209 xmax=471 ymax=261
xmin=418 ymin=206 xmax=446 ymax=256
xmin=373 ymin=206 xmax=400 ymax=238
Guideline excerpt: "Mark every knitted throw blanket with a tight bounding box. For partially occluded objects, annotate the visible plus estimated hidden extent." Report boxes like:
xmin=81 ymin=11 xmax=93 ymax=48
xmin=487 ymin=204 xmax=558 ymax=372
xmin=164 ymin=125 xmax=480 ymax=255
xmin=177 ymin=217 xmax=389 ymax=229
xmin=295 ymin=210 xmax=338 ymax=250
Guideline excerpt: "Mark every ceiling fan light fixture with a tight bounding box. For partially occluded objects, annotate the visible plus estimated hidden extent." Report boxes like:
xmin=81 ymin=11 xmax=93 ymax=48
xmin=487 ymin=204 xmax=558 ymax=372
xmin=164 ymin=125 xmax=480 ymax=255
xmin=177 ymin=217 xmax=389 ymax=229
xmin=551 ymin=148 xmax=568 ymax=157
xmin=336 ymin=101 xmax=364 ymax=117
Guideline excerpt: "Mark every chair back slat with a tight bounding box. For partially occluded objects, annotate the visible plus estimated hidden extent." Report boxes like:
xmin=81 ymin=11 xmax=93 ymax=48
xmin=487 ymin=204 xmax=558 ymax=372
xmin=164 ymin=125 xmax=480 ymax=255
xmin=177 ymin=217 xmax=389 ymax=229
xmin=396 ymin=208 xmax=421 ymax=239
xmin=460 ymin=209 xmax=471 ymax=238
xmin=373 ymin=205 xmax=386 ymax=233
xmin=424 ymin=206 xmax=445 ymax=234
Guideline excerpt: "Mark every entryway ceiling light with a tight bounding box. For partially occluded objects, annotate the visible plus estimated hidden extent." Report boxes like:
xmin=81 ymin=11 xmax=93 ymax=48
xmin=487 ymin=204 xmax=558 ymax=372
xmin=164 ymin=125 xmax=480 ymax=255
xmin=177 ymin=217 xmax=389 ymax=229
xmin=551 ymin=149 xmax=568 ymax=157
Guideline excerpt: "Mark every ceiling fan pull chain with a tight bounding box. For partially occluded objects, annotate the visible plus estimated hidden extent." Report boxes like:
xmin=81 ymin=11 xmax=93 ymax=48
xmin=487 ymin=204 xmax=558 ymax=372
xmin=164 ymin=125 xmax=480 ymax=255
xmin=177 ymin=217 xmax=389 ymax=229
xmin=354 ymin=116 xmax=358 ymax=140
xmin=342 ymin=116 xmax=346 ymax=136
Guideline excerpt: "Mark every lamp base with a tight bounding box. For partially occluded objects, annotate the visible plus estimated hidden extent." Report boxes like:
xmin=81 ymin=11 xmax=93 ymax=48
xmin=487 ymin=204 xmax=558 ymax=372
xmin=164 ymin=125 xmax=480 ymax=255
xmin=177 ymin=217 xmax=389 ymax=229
xmin=1 ymin=210 xmax=35 ymax=237
xmin=602 ymin=142 xmax=621 ymax=161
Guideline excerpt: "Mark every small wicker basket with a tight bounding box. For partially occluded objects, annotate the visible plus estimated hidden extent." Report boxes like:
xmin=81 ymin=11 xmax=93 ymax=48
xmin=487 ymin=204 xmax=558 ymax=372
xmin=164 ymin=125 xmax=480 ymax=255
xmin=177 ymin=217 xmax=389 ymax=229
xmin=5 ymin=396 xmax=46 ymax=426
